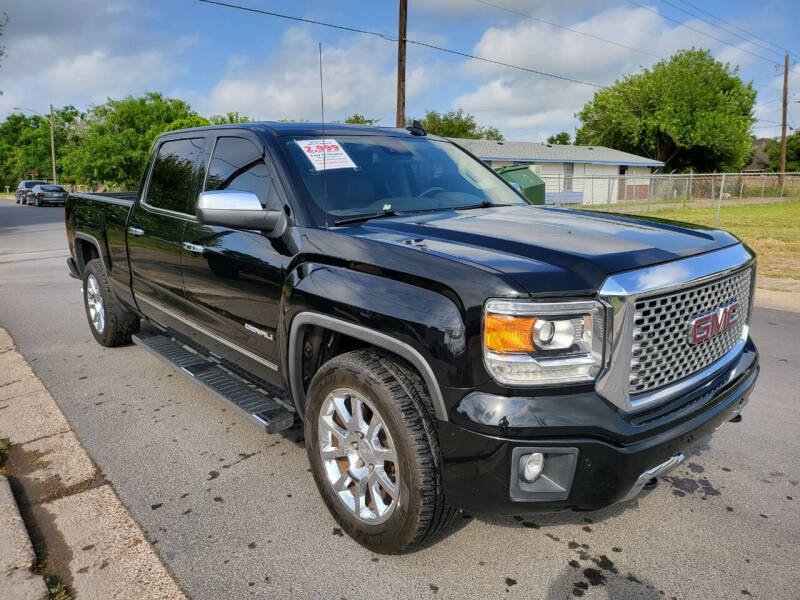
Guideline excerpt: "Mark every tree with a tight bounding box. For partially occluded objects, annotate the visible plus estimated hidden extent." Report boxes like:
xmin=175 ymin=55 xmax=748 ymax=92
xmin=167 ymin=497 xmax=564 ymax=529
xmin=547 ymin=131 xmax=571 ymax=145
xmin=210 ymin=111 xmax=251 ymax=125
xmin=575 ymin=49 xmax=756 ymax=172
xmin=345 ymin=113 xmax=380 ymax=126
xmin=766 ymin=132 xmax=800 ymax=172
xmin=0 ymin=106 xmax=81 ymax=186
xmin=61 ymin=92 xmax=199 ymax=188
xmin=408 ymin=109 xmax=503 ymax=140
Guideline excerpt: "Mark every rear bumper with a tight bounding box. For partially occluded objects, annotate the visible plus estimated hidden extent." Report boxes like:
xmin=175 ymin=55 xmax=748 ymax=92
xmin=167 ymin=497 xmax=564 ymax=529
xmin=438 ymin=339 xmax=758 ymax=514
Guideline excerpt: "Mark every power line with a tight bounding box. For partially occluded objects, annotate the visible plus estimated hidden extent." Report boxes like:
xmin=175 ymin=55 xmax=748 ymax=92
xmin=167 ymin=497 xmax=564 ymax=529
xmin=660 ymin=0 xmax=786 ymax=60
xmin=624 ymin=0 xmax=779 ymax=65
xmin=754 ymin=98 xmax=781 ymax=109
xmin=473 ymin=0 xmax=663 ymax=60
xmin=198 ymin=0 xmax=605 ymax=88
xmin=674 ymin=0 xmax=800 ymax=60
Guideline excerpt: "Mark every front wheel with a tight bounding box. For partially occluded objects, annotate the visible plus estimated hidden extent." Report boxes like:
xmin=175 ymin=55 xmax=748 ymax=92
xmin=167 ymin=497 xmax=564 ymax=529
xmin=82 ymin=259 xmax=139 ymax=346
xmin=305 ymin=350 xmax=455 ymax=553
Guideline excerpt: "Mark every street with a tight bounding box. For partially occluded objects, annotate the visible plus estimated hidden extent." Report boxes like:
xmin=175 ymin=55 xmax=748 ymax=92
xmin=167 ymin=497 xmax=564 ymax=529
xmin=1 ymin=196 xmax=798 ymax=599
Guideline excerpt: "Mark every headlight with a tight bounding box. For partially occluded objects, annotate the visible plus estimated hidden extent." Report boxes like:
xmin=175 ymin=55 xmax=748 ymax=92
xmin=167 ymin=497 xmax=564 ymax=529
xmin=483 ymin=299 xmax=605 ymax=386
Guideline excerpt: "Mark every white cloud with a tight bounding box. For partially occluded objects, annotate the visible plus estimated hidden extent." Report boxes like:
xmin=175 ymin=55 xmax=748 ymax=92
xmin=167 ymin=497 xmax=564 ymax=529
xmin=450 ymin=4 xmax=768 ymax=142
xmin=201 ymin=27 xmax=431 ymax=123
xmin=0 ymin=1 xmax=193 ymax=114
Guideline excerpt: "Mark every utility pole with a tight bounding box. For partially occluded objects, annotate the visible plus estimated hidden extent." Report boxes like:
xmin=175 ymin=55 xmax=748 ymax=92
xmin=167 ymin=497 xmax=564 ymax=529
xmin=396 ymin=0 xmax=407 ymax=128
xmin=49 ymin=103 xmax=58 ymax=184
xmin=779 ymin=51 xmax=789 ymax=183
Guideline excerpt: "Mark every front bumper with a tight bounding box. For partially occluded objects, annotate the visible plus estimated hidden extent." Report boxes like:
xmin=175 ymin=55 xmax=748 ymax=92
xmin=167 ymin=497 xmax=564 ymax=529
xmin=438 ymin=339 xmax=758 ymax=513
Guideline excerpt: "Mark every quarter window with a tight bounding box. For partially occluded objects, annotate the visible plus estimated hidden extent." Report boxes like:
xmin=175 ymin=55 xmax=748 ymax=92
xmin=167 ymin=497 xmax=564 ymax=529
xmin=146 ymin=138 xmax=204 ymax=213
xmin=205 ymin=137 xmax=280 ymax=210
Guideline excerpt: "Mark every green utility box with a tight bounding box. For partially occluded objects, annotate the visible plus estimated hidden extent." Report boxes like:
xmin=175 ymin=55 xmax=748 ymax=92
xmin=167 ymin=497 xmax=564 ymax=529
xmin=496 ymin=164 xmax=546 ymax=205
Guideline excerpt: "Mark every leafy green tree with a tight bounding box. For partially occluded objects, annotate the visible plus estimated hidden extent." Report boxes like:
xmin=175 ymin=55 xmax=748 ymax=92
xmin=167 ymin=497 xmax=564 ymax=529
xmin=0 ymin=106 xmax=81 ymax=186
xmin=345 ymin=113 xmax=380 ymax=125
xmin=159 ymin=116 xmax=211 ymax=137
xmin=210 ymin=111 xmax=251 ymax=124
xmin=575 ymin=49 xmax=756 ymax=172
xmin=61 ymin=92 xmax=198 ymax=188
xmin=546 ymin=131 xmax=571 ymax=145
xmin=408 ymin=109 xmax=503 ymax=140
xmin=766 ymin=132 xmax=800 ymax=172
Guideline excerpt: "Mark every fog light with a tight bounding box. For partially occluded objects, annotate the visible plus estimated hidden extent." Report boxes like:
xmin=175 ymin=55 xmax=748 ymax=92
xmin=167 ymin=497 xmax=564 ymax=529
xmin=522 ymin=452 xmax=545 ymax=482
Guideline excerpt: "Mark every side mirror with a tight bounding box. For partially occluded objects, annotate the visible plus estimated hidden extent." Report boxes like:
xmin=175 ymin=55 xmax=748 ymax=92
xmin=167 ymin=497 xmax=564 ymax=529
xmin=196 ymin=190 xmax=287 ymax=238
xmin=510 ymin=182 xmax=523 ymax=193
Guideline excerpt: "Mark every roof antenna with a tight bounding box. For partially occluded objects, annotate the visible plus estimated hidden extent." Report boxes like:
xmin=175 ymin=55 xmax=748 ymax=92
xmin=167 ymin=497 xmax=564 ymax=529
xmin=319 ymin=42 xmax=329 ymax=230
xmin=406 ymin=119 xmax=427 ymax=136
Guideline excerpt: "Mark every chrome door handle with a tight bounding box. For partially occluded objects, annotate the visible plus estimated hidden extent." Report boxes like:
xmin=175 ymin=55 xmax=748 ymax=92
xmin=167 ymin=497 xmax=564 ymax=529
xmin=182 ymin=242 xmax=205 ymax=255
xmin=128 ymin=227 xmax=144 ymax=237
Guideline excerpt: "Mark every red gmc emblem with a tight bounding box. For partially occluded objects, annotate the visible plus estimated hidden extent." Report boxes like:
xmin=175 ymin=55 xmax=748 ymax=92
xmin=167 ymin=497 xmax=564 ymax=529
xmin=688 ymin=300 xmax=740 ymax=344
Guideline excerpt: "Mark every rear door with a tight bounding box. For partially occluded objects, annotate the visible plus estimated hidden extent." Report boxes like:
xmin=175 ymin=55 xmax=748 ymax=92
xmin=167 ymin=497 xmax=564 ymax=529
xmin=181 ymin=133 xmax=290 ymax=386
xmin=128 ymin=136 xmax=205 ymax=326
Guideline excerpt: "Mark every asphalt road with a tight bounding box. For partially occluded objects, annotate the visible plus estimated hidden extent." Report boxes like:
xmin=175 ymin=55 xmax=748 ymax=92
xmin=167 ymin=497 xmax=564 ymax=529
xmin=1 ymin=196 xmax=798 ymax=600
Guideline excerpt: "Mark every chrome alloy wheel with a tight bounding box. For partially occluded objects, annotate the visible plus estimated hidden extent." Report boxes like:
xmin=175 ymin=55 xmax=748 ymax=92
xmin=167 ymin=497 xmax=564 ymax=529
xmin=86 ymin=274 xmax=106 ymax=334
xmin=318 ymin=388 xmax=399 ymax=524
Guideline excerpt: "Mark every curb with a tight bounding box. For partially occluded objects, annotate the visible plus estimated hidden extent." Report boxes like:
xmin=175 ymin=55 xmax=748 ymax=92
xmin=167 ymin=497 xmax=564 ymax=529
xmin=0 ymin=328 xmax=186 ymax=600
xmin=0 ymin=475 xmax=48 ymax=600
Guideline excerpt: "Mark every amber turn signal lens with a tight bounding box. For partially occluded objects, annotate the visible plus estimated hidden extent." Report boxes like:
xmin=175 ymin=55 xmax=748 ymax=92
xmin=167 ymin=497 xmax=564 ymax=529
xmin=485 ymin=314 xmax=536 ymax=352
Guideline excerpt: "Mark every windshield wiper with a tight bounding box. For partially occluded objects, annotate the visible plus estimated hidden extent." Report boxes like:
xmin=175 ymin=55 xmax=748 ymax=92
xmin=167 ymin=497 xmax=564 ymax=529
xmin=450 ymin=200 xmax=495 ymax=211
xmin=334 ymin=209 xmax=399 ymax=226
xmin=333 ymin=200 xmax=498 ymax=226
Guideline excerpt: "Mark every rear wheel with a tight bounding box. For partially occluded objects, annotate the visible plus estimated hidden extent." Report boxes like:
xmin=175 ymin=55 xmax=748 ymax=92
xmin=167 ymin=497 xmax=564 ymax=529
xmin=305 ymin=350 xmax=455 ymax=553
xmin=82 ymin=259 xmax=139 ymax=346
xmin=33 ymin=197 xmax=40 ymax=207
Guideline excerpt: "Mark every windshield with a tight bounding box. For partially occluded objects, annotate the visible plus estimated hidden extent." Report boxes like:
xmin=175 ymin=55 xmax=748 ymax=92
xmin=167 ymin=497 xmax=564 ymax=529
xmin=282 ymin=135 xmax=528 ymax=224
xmin=41 ymin=185 xmax=64 ymax=192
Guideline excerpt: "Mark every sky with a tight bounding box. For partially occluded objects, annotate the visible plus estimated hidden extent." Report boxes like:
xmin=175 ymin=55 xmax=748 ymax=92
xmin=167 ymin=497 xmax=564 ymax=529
xmin=1 ymin=0 xmax=798 ymax=143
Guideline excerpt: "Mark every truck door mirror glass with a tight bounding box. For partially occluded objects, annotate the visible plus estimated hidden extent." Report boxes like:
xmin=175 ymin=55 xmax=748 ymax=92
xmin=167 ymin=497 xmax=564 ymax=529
xmin=196 ymin=190 xmax=287 ymax=237
xmin=510 ymin=182 xmax=523 ymax=193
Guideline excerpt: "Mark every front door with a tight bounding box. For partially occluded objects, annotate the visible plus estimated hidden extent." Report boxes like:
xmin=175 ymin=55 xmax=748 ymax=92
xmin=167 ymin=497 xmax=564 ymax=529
xmin=181 ymin=134 xmax=290 ymax=387
xmin=128 ymin=136 xmax=205 ymax=327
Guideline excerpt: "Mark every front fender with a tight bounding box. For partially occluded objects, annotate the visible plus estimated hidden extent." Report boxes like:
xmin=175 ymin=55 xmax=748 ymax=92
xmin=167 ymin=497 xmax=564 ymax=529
xmin=283 ymin=263 xmax=472 ymax=420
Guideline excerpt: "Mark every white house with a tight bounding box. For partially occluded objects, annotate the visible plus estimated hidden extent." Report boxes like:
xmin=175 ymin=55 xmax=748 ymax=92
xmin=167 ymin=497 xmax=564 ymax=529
xmin=450 ymin=138 xmax=664 ymax=205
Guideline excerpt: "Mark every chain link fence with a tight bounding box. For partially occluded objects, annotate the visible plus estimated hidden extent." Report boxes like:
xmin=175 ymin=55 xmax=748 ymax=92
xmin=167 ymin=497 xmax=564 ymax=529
xmin=539 ymin=172 xmax=800 ymax=221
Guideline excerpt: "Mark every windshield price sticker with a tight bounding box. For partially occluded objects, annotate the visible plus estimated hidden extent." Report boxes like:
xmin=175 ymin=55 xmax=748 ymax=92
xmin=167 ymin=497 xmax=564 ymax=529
xmin=297 ymin=139 xmax=357 ymax=171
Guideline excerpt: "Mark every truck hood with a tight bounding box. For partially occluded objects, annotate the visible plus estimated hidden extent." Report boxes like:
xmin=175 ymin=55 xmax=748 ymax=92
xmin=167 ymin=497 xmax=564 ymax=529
xmin=351 ymin=205 xmax=740 ymax=295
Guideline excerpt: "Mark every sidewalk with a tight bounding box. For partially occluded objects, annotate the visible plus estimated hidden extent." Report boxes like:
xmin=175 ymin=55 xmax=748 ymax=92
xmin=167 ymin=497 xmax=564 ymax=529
xmin=0 ymin=328 xmax=185 ymax=600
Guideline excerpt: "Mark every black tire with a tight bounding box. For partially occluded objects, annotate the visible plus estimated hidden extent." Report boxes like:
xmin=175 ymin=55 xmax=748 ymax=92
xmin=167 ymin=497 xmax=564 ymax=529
xmin=33 ymin=197 xmax=39 ymax=207
xmin=305 ymin=349 xmax=456 ymax=554
xmin=82 ymin=258 xmax=139 ymax=346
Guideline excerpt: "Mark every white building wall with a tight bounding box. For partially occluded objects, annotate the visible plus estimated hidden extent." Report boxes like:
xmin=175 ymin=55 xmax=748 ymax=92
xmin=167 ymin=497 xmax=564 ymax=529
xmin=582 ymin=164 xmax=619 ymax=205
xmin=487 ymin=159 xmax=656 ymax=205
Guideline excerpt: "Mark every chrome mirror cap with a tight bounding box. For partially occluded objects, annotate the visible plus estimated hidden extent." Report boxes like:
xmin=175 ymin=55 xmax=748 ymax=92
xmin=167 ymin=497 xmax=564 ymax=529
xmin=197 ymin=190 xmax=263 ymax=211
xmin=196 ymin=190 xmax=286 ymax=237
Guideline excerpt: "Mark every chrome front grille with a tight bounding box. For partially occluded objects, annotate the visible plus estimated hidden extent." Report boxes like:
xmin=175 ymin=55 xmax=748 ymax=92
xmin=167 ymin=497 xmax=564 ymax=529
xmin=629 ymin=267 xmax=753 ymax=395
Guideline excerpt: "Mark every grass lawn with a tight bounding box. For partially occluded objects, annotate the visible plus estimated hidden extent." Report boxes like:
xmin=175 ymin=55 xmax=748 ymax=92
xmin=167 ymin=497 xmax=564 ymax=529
xmin=643 ymin=201 xmax=800 ymax=281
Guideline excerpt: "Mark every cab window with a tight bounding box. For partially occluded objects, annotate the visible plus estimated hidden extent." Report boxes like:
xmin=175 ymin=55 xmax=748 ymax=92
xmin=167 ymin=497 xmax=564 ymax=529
xmin=205 ymin=137 xmax=281 ymax=211
xmin=146 ymin=138 xmax=204 ymax=213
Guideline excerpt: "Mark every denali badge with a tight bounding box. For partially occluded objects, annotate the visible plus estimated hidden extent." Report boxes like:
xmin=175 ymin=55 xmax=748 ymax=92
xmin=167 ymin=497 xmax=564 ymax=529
xmin=688 ymin=300 xmax=740 ymax=344
xmin=245 ymin=323 xmax=274 ymax=341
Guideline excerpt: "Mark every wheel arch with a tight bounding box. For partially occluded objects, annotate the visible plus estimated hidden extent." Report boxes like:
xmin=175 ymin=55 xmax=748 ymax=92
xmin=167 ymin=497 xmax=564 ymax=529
xmin=288 ymin=312 xmax=448 ymax=423
xmin=73 ymin=232 xmax=110 ymax=274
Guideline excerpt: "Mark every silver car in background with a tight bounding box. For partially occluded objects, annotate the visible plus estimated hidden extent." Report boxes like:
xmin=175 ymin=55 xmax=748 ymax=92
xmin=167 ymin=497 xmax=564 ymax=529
xmin=27 ymin=184 xmax=68 ymax=207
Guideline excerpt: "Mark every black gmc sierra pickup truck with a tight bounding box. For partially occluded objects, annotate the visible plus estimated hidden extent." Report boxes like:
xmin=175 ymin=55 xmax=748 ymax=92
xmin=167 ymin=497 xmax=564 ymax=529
xmin=65 ymin=122 xmax=759 ymax=553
